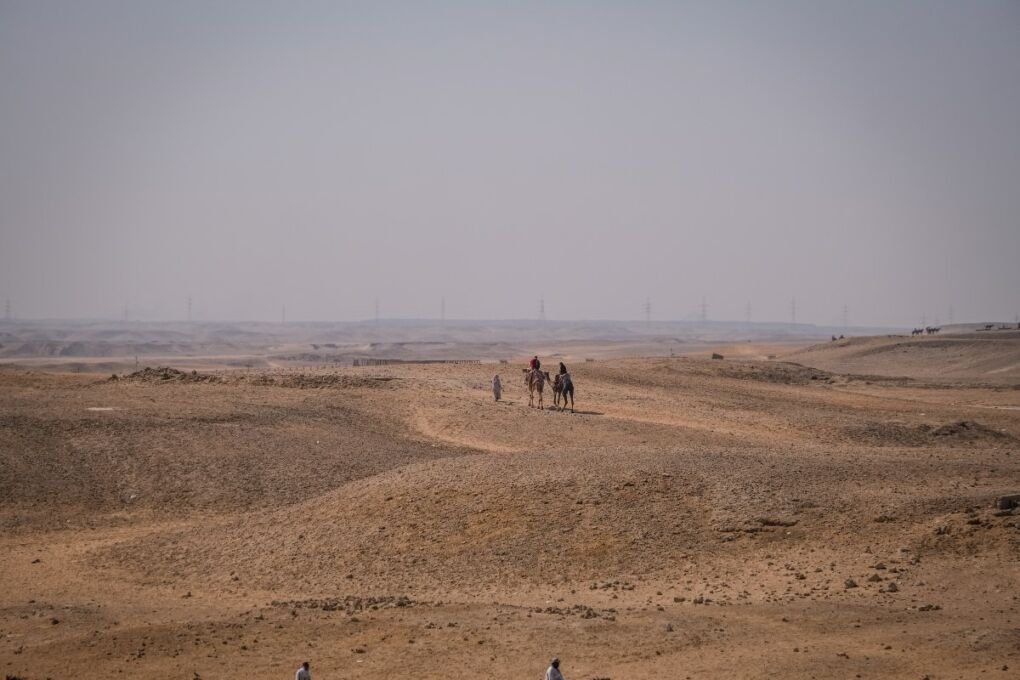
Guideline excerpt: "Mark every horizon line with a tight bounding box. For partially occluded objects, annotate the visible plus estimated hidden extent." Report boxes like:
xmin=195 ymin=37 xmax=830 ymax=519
xmin=0 ymin=316 xmax=933 ymax=330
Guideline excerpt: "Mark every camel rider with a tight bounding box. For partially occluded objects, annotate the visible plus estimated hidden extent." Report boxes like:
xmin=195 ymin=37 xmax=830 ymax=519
xmin=530 ymin=356 xmax=541 ymax=372
xmin=558 ymin=362 xmax=567 ymax=376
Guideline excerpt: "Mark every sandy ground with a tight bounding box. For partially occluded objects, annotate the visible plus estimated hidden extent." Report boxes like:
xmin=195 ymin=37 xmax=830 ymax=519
xmin=1 ymin=335 xmax=1019 ymax=679
xmin=782 ymin=331 xmax=1020 ymax=384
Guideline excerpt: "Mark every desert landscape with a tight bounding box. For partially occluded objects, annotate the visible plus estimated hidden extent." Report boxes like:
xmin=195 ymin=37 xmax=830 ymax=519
xmin=1 ymin=322 xmax=1018 ymax=679
xmin=4 ymin=2 xmax=1019 ymax=678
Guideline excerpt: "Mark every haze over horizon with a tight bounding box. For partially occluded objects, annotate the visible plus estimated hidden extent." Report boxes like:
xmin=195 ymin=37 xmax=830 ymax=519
xmin=2 ymin=1 xmax=1018 ymax=326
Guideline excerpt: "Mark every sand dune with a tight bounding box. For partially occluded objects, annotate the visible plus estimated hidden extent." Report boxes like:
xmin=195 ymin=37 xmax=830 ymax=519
xmin=785 ymin=331 xmax=1020 ymax=382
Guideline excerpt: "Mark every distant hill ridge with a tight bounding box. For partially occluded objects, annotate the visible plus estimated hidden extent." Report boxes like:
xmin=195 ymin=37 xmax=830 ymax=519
xmin=787 ymin=331 xmax=1020 ymax=383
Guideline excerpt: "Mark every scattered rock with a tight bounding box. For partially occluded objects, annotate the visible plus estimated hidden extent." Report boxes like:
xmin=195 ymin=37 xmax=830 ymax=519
xmin=121 ymin=367 xmax=223 ymax=384
xmin=532 ymin=604 xmax=615 ymax=620
xmin=930 ymin=420 xmax=1013 ymax=442
xmin=758 ymin=517 xmax=798 ymax=527
xmin=273 ymin=595 xmax=413 ymax=614
xmin=845 ymin=422 xmax=933 ymax=446
xmin=996 ymin=494 xmax=1020 ymax=511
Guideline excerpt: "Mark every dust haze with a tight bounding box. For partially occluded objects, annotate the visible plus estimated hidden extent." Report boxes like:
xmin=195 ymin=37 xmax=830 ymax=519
xmin=2 ymin=1 xmax=1018 ymax=325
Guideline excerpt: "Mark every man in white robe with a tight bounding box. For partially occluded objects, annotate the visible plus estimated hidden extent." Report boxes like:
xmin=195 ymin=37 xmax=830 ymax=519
xmin=545 ymin=657 xmax=564 ymax=680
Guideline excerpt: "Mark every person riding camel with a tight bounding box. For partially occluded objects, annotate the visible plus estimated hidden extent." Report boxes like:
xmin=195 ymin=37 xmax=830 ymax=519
xmin=530 ymin=356 xmax=541 ymax=372
xmin=558 ymin=361 xmax=567 ymax=375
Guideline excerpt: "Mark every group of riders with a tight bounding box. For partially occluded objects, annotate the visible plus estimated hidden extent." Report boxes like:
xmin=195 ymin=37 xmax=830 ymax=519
xmin=491 ymin=355 xmax=575 ymax=411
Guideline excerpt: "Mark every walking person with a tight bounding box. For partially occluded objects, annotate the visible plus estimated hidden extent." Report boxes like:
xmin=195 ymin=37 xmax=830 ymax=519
xmin=295 ymin=661 xmax=311 ymax=680
xmin=492 ymin=374 xmax=502 ymax=401
xmin=545 ymin=656 xmax=564 ymax=680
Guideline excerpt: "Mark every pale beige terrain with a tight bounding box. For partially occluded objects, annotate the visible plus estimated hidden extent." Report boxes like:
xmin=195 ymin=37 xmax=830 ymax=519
xmin=1 ymin=332 xmax=1019 ymax=679
xmin=784 ymin=331 xmax=1020 ymax=384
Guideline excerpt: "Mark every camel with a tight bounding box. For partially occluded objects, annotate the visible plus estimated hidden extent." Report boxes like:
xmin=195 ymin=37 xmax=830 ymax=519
xmin=522 ymin=368 xmax=549 ymax=409
xmin=551 ymin=373 xmax=575 ymax=412
xmin=558 ymin=373 xmax=574 ymax=412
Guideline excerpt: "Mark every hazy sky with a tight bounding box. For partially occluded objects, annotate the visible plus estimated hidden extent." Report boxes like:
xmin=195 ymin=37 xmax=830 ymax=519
xmin=1 ymin=1 xmax=1018 ymax=325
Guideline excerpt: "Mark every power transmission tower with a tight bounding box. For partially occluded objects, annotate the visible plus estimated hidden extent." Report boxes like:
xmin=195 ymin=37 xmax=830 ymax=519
xmin=790 ymin=297 xmax=797 ymax=324
xmin=842 ymin=303 xmax=848 ymax=330
xmin=440 ymin=296 xmax=445 ymax=324
xmin=700 ymin=296 xmax=708 ymax=323
xmin=643 ymin=297 xmax=652 ymax=324
xmin=374 ymin=298 xmax=380 ymax=325
xmin=187 ymin=296 xmax=192 ymax=322
xmin=539 ymin=298 xmax=546 ymax=322
xmin=3 ymin=298 xmax=10 ymax=321
xmin=921 ymin=312 xmax=927 ymax=328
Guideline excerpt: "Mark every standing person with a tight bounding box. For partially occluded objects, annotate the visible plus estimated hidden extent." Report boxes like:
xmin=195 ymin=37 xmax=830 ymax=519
xmin=295 ymin=661 xmax=311 ymax=680
xmin=545 ymin=657 xmax=564 ymax=680
xmin=492 ymin=374 xmax=502 ymax=401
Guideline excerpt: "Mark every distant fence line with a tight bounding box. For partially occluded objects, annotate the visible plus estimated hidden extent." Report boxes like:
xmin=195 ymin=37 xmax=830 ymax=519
xmin=351 ymin=358 xmax=480 ymax=367
xmin=198 ymin=358 xmax=485 ymax=375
